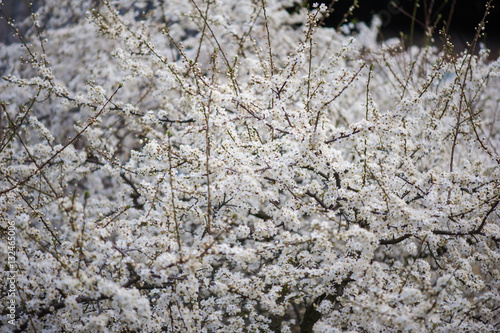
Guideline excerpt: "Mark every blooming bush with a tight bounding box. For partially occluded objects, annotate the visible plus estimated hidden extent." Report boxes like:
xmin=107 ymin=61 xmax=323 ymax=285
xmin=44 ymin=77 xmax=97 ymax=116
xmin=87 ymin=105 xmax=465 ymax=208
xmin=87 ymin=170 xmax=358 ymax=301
xmin=1 ymin=0 xmax=499 ymax=332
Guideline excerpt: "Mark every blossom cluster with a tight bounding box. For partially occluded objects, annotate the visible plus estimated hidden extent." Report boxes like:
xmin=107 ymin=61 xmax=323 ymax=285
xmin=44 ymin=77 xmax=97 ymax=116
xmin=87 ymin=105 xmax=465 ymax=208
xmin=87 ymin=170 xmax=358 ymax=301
xmin=0 ymin=0 xmax=499 ymax=332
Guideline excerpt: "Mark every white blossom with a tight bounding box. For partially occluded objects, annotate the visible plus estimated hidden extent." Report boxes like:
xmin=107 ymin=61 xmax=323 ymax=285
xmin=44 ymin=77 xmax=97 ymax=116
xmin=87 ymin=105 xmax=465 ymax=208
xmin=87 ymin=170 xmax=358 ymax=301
xmin=0 ymin=0 xmax=499 ymax=331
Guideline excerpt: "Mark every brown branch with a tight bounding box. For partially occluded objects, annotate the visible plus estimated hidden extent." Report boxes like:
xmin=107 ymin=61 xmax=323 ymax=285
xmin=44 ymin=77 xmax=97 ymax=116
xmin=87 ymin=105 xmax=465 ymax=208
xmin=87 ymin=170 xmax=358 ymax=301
xmin=160 ymin=117 xmax=195 ymax=124
xmin=305 ymin=191 xmax=340 ymax=211
xmin=325 ymin=128 xmax=362 ymax=144
xmin=380 ymin=234 xmax=412 ymax=245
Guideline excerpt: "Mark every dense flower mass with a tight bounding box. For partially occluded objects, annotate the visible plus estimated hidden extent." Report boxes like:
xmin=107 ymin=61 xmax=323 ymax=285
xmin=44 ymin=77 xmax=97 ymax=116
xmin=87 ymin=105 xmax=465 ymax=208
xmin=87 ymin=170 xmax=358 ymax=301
xmin=0 ymin=0 xmax=499 ymax=332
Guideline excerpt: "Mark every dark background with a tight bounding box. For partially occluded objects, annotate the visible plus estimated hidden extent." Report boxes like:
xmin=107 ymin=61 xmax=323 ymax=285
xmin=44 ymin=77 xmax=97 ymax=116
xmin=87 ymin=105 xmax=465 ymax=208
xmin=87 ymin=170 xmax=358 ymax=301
xmin=307 ymin=0 xmax=500 ymax=55
xmin=0 ymin=1 xmax=33 ymax=45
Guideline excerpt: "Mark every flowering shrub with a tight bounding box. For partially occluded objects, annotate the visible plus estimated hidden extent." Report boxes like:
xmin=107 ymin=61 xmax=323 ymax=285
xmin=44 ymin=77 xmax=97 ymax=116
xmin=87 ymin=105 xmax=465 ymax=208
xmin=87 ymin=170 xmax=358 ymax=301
xmin=1 ymin=0 xmax=499 ymax=332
